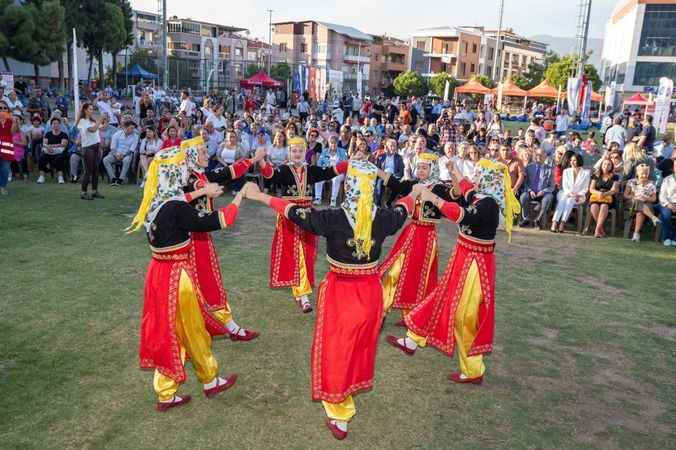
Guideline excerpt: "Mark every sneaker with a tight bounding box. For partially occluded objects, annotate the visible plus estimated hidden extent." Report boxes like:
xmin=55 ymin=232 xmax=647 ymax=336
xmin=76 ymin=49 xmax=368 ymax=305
xmin=110 ymin=179 xmax=118 ymax=186
xmin=139 ymin=180 xmax=145 ymax=188
xmin=36 ymin=175 xmax=45 ymax=184
xmin=91 ymin=191 xmax=105 ymax=199
xmin=58 ymin=175 xmax=65 ymax=184
xmin=71 ymin=175 xmax=78 ymax=183
xmin=0 ymin=188 xmax=7 ymax=196
xmin=7 ymin=174 xmax=11 ymax=182
xmin=330 ymin=200 xmax=337 ymax=208
xmin=80 ymin=192 xmax=93 ymax=200
xmin=651 ymin=217 xmax=662 ymax=226
xmin=664 ymin=239 xmax=673 ymax=247
xmin=312 ymin=199 xmax=321 ymax=205
xmin=631 ymin=232 xmax=640 ymax=242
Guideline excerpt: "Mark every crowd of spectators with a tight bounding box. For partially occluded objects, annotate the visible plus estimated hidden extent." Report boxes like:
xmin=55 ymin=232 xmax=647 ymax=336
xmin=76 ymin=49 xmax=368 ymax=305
xmin=0 ymin=83 xmax=674 ymax=247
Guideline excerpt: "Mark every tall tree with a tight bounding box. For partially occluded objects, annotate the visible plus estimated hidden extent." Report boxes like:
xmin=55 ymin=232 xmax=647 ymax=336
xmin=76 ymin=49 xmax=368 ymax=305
xmin=393 ymin=71 xmax=427 ymax=97
xmin=471 ymin=74 xmax=496 ymax=89
xmin=270 ymin=62 xmax=291 ymax=81
xmin=20 ymin=1 xmax=66 ymax=84
xmin=545 ymin=54 xmax=601 ymax=92
xmin=104 ymin=0 xmax=133 ymax=88
xmin=0 ymin=1 xmax=36 ymax=72
xmin=428 ymin=72 xmax=459 ymax=98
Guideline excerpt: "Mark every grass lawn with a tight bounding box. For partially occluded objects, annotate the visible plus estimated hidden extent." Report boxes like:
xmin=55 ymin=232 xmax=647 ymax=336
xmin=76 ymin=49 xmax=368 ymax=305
xmin=1 ymin=181 xmax=675 ymax=449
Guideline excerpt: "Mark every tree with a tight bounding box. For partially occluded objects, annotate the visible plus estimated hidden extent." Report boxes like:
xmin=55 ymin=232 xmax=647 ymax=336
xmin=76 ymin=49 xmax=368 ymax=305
xmin=471 ymin=74 xmax=496 ymax=89
xmin=270 ymin=62 xmax=291 ymax=81
xmin=517 ymin=50 xmax=560 ymax=90
xmin=545 ymin=54 xmax=601 ymax=92
xmin=393 ymin=71 xmax=427 ymax=97
xmin=428 ymin=72 xmax=459 ymax=98
xmin=0 ymin=1 xmax=36 ymax=71
xmin=19 ymin=1 xmax=66 ymax=84
xmin=104 ymin=0 xmax=133 ymax=88
xmin=245 ymin=64 xmax=262 ymax=78
xmin=511 ymin=74 xmax=530 ymax=90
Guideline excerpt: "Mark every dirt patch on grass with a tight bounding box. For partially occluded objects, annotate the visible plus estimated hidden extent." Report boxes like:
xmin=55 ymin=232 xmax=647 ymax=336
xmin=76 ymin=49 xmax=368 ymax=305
xmin=575 ymin=276 xmax=626 ymax=297
xmin=639 ymin=324 xmax=676 ymax=341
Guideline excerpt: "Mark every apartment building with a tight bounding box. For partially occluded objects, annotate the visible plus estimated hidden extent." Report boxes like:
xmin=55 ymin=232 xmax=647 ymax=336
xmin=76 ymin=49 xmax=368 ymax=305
xmin=408 ymin=26 xmax=482 ymax=80
xmin=601 ymin=0 xmax=676 ymax=92
xmin=369 ymin=35 xmax=409 ymax=93
xmin=273 ymin=20 xmax=372 ymax=95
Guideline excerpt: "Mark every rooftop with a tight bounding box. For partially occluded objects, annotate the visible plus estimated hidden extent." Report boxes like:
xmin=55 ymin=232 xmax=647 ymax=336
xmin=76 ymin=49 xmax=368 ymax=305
xmin=273 ymin=20 xmax=373 ymax=41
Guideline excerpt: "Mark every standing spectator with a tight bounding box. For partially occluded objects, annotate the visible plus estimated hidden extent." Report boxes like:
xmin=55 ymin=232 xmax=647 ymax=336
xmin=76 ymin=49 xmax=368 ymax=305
xmin=625 ymin=115 xmax=642 ymax=143
xmin=519 ymin=148 xmax=555 ymax=228
xmin=588 ymin=159 xmax=620 ymax=238
xmin=103 ymin=120 xmax=138 ymax=185
xmin=297 ymin=96 xmax=310 ymax=123
xmin=374 ymin=138 xmax=404 ymax=206
xmin=498 ymin=144 xmax=525 ymax=195
xmin=38 ymin=117 xmax=69 ymax=184
xmin=96 ymin=92 xmax=119 ymax=126
xmin=604 ymin=116 xmax=626 ymax=149
xmin=206 ymin=104 xmax=226 ymax=131
xmin=314 ymin=135 xmax=348 ymax=207
xmin=624 ymin=164 xmax=661 ymax=242
xmin=657 ymin=162 xmax=676 ymax=246
xmin=0 ymin=100 xmax=14 ymax=195
xmin=637 ymin=114 xmax=656 ymax=154
xmin=385 ymin=98 xmax=399 ymax=124
xmin=10 ymin=115 xmax=28 ymax=181
xmin=178 ymin=90 xmax=195 ymax=118
xmin=555 ymin=109 xmax=570 ymax=137
xmin=76 ymin=102 xmax=104 ymax=200
xmin=550 ymin=153 xmax=590 ymax=233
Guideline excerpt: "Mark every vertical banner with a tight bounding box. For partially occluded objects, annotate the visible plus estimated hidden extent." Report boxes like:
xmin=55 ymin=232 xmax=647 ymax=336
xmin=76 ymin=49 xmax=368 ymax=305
xmin=654 ymin=77 xmax=674 ymax=134
xmin=293 ymin=66 xmax=302 ymax=94
xmin=580 ymin=79 xmax=592 ymax=125
xmin=304 ymin=66 xmax=309 ymax=93
xmin=73 ymin=28 xmax=80 ymax=117
xmin=357 ymin=66 xmax=363 ymax=99
xmin=567 ymin=77 xmax=580 ymax=115
xmin=443 ymin=80 xmax=450 ymax=102
xmin=496 ymin=81 xmax=503 ymax=112
xmin=308 ymin=67 xmax=317 ymax=101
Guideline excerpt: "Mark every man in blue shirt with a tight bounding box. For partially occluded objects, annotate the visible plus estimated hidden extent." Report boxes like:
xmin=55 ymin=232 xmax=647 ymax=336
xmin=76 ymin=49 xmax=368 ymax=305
xmin=103 ymin=120 xmax=139 ymax=185
xmin=519 ymin=148 xmax=554 ymax=228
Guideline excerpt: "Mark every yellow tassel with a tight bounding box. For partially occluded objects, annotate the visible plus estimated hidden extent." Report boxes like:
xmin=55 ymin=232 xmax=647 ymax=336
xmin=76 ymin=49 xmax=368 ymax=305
xmin=349 ymin=167 xmax=377 ymax=258
xmin=477 ymin=159 xmax=521 ymax=243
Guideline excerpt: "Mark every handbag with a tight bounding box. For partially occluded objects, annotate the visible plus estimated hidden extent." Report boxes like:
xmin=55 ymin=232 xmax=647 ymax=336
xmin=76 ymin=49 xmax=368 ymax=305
xmin=590 ymin=192 xmax=613 ymax=204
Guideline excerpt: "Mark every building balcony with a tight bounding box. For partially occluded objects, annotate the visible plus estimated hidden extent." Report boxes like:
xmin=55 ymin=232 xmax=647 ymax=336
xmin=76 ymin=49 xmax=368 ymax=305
xmin=343 ymin=54 xmax=370 ymax=63
xmin=423 ymin=52 xmax=457 ymax=59
xmin=343 ymin=72 xmax=370 ymax=81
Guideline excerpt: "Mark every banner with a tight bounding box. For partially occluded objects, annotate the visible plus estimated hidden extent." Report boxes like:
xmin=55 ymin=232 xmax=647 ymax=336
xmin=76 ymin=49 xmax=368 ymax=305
xmin=443 ymin=80 xmax=450 ymax=102
xmin=72 ymin=28 xmax=80 ymax=117
xmin=604 ymin=81 xmax=617 ymax=111
xmin=580 ymin=79 xmax=592 ymax=125
xmin=308 ymin=67 xmax=317 ymax=101
xmin=567 ymin=77 xmax=581 ymax=115
xmin=0 ymin=72 xmax=14 ymax=90
xmin=328 ymin=70 xmax=343 ymax=97
xmin=357 ymin=67 xmax=363 ymax=98
xmin=654 ymin=77 xmax=673 ymax=134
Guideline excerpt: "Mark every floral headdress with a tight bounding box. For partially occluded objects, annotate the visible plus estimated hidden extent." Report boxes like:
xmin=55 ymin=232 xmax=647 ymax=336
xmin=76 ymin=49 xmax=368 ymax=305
xmin=472 ymin=158 xmax=521 ymax=242
xmin=341 ymin=160 xmax=378 ymax=259
xmin=415 ymin=152 xmax=440 ymax=186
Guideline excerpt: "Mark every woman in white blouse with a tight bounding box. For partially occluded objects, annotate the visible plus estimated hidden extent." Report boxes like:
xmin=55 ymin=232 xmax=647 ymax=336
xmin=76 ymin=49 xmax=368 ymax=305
xmin=139 ymin=127 xmax=162 ymax=185
xmin=551 ymin=153 xmax=590 ymax=233
xmin=264 ymin=131 xmax=287 ymax=194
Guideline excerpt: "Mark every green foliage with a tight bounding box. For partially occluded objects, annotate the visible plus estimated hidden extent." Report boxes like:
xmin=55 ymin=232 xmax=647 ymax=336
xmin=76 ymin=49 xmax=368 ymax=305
xmin=471 ymin=74 xmax=496 ymax=89
xmin=0 ymin=1 xmax=36 ymax=69
xmin=246 ymin=64 xmax=262 ymax=78
xmin=393 ymin=70 xmax=427 ymax=97
xmin=428 ymin=72 xmax=459 ymax=97
xmin=270 ymin=62 xmax=291 ymax=81
xmin=545 ymin=54 xmax=602 ymax=92
xmin=511 ymin=74 xmax=530 ymax=90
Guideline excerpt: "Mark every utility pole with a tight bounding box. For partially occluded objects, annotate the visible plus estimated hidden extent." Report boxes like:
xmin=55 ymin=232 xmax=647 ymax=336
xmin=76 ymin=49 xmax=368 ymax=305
xmin=492 ymin=0 xmax=504 ymax=82
xmin=162 ymin=0 xmax=168 ymax=90
xmin=267 ymin=9 xmax=274 ymax=75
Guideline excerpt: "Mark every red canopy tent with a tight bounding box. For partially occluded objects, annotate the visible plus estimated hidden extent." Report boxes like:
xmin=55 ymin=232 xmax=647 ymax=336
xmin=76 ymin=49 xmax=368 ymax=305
xmin=455 ymin=79 xmax=492 ymax=95
xmin=623 ymin=92 xmax=649 ymax=106
xmin=239 ymin=71 xmax=282 ymax=88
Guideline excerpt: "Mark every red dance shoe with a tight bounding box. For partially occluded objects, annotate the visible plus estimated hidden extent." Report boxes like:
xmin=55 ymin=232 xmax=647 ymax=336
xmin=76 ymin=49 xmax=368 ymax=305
xmin=448 ymin=372 xmax=483 ymax=385
xmin=155 ymin=394 xmax=191 ymax=412
xmin=229 ymin=329 xmax=260 ymax=342
xmin=203 ymin=373 xmax=238 ymax=398
xmin=386 ymin=335 xmax=415 ymax=356
xmin=325 ymin=420 xmax=348 ymax=440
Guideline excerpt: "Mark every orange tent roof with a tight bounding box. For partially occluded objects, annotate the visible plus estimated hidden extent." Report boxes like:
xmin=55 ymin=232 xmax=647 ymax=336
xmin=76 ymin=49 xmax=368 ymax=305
xmin=499 ymin=79 xmax=528 ymax=97
xmin=591 ymin=91 xmax=602 ymax=102
xmin=527 ymin=80 xmax=559 ymax=98
xmin=455 ymin=79 xmax=492 ymax=95
xmin=623 ymin=92 xmax=649 ymax=105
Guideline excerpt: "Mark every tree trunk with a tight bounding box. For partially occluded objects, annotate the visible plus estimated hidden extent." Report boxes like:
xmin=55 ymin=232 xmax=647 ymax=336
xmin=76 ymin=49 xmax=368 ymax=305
xmin=112 ymin=52 xmax=117 ymax=89
xmin=2 ymin=57 xmax=10 ymax=72
xmin=33 ymin=64 xmax=40 ymax=86
xmin=98 ymin=49 xmax=104 ymax=88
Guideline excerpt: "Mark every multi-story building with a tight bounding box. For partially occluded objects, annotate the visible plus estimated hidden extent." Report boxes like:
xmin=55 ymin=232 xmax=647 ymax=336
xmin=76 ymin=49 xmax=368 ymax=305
xmin=409 ymin=26 xmax=546 ymax=83
xmin=369 ymin=35 xmax=409 ymax=93
xmin=601 ymin=0 xmax=676 ymax=92
xmin=466 ymin=27 xmax=547 ymax=81
xmin=273 ymin=20 xmax=372 ymax=95
xmin=131 ymin=10 xmax=250 ymax=90
xmin=408 ymin=27 xmax=482 ymax=80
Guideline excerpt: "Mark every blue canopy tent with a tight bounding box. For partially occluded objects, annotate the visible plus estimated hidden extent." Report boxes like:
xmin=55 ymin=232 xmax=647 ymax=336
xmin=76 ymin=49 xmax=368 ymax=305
xmin=121 ymin=64 xmax=158 ymax=79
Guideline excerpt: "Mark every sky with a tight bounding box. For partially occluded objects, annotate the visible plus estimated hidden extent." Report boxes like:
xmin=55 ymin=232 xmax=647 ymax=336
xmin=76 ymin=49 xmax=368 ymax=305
xmin=131 ymin=0 xmax=617 ymax=41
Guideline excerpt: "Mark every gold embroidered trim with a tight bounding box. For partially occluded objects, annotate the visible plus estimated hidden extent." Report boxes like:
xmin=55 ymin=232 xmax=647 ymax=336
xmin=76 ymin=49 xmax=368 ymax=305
xmin=326 ymin=256 xmax=379 ymax=270
xmin=149 ymin=240 xmax=190 ymax=253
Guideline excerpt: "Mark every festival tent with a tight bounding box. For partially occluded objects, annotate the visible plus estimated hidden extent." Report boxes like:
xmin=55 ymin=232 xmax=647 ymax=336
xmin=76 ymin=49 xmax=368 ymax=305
xmin=527 ymin=80 xmax=560 ymax=98
xmin=623 ymin=92 xmax=649 ymax=106
xmin=455 ymin=79 xmax=492 ymax=95
xmin=120 ymin=64 xmax=158 ymax=79
xmin=591 ymin=91 xmax=603 ymax=102
xmin=239 ymin=71 xmax=282 ymax=88
xmin=497 ymin=78 xmax=528 ymax=97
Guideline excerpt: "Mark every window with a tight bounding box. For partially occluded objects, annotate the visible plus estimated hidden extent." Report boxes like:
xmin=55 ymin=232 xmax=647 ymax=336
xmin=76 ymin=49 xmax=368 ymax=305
xmin=416 ymin=40 xmax=426 ymax=50
xmin=300 ymin=43 xmax=307 ymax=53
xmin=470 ymin=63 xmax=475 ymax=73
xmin=634 ymin=62 xmax=676 ymax=86
xmin=442 ymin=43 xmax=449 ymax=53
xmin=279 ymin=43 xmax=287 ymax=52
xmin=460 ymin=62 xmax=466 ymax=76
xmin=234 ymin=47 xmax=242 ymax=57
xmin=521 ymin=55 xmax=527 ymax=66
xmin=638 ymin=4 xmax=676 ymax=57
xmin=464 ymin=42 xmax=468 ymax=54
xmin=488 ymin=47 xmax=494 ymax=61
xmin=472 ymin=43 xmax=477 ymax=53
xmin=191 ymin=44 xmax=200 ymax=52
xmin=486 ymin=65 xmax=493 ymax=76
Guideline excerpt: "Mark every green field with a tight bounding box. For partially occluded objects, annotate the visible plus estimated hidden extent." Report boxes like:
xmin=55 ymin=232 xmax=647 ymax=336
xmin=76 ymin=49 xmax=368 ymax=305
xmin=1 ymin=182 xmax=675 ymax=449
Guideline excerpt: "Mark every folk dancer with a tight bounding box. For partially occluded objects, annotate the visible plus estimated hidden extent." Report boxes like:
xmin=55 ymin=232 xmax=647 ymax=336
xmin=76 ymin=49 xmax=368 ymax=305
xmin=245 ymin=158 xmax=412 ymax=440
xmin=181 ymin=137 xmax=264 ymax=341
xmin=387 ymin=159 xmax=520 ymax=384
xmin=128 ymin=145 xmax=247 ymax=411
xmin=258 ymin=136 xmax=347 ymax=313
xmin=378 ymin=152 xmax=455 ymax=323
